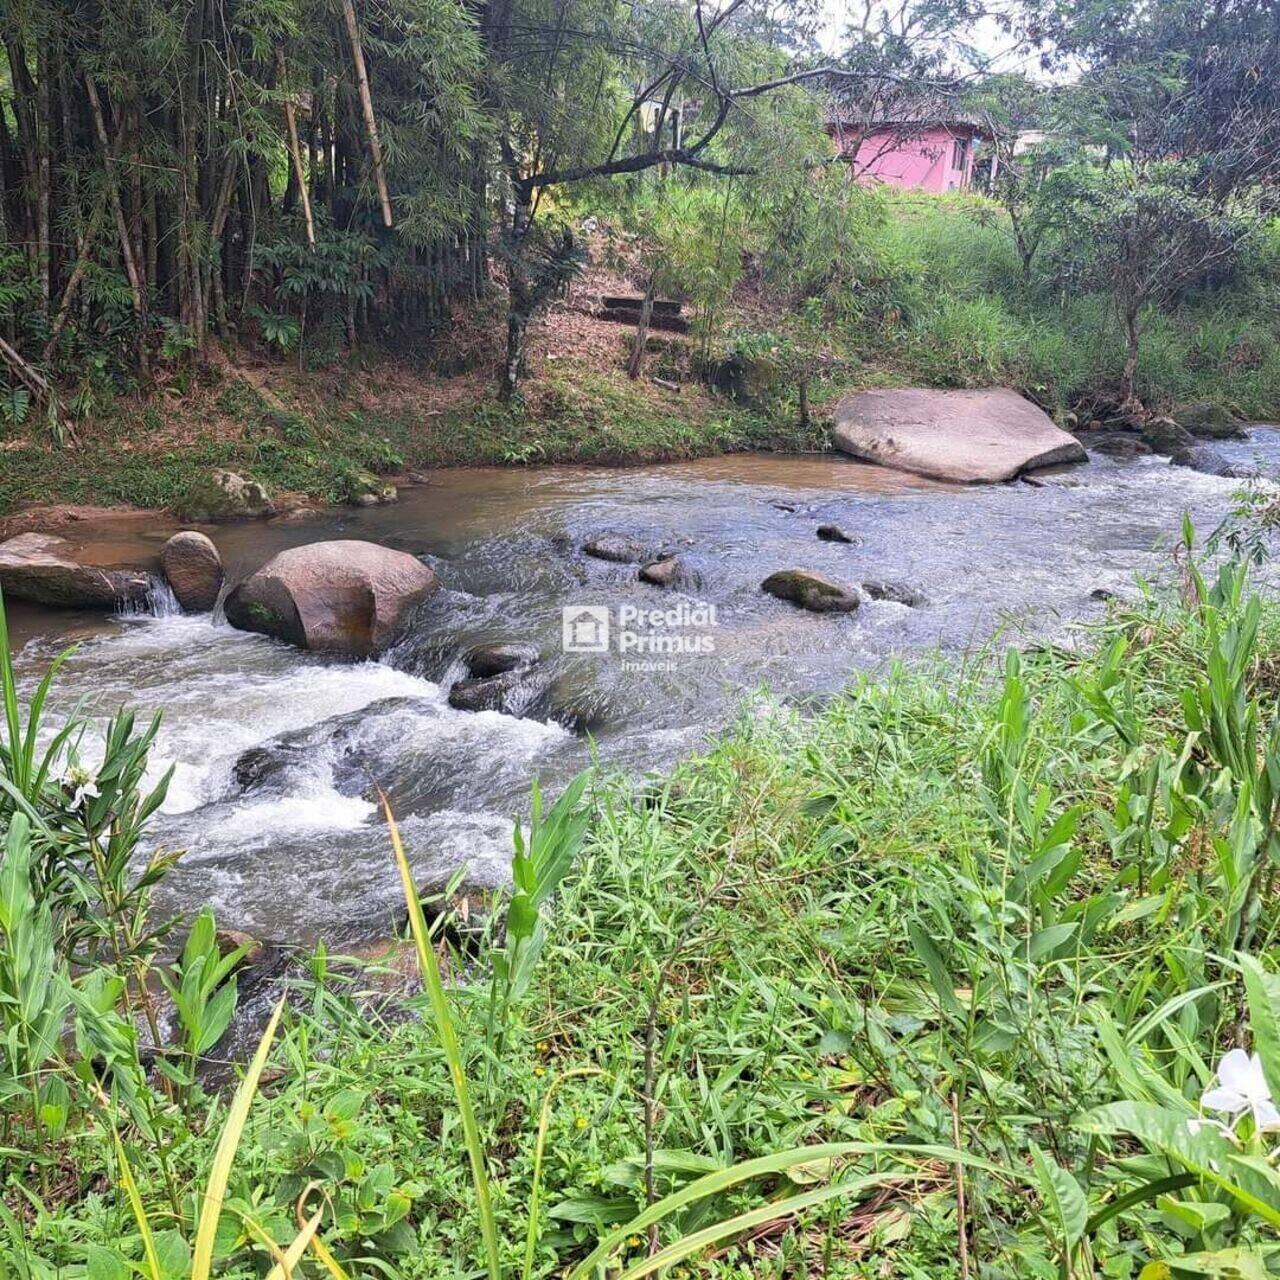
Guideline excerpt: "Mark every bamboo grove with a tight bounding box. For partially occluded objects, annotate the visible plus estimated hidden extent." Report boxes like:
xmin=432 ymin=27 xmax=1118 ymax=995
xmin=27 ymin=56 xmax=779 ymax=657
xmin=1 ymin=0 xmax=489 ymax=393
xmin=0 ymin=0 xmax=834 ymax=409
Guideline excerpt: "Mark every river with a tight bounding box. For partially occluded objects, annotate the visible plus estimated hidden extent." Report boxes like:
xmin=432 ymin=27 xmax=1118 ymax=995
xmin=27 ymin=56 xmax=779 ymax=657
xmin=9 ymin=435 xmax=1280 ymax=945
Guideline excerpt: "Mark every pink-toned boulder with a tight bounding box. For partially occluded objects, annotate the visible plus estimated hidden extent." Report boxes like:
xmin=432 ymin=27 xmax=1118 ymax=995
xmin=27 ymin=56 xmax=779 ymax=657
xmin=224 ymin=541 xmax=438 ymax=656
xmin=832 ymin=387 xmax=1086 ymax=484
xmin=0 ymin=532 xmax=151 ymax=608
xmin=162 ymin=531 xmax=224 ymax=612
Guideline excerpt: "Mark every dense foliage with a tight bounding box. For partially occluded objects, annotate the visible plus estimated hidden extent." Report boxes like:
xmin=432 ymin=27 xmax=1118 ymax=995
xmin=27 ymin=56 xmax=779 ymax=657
xmin=2 ymin=0 xmax=1279 ymax=443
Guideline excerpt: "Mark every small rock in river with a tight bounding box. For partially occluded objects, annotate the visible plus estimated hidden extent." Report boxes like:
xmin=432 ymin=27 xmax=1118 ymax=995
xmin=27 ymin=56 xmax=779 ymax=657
xmin=639 ymin=555 xmax=682 ymax=587
xmin=863 ymin=580 xmax=928 ymax=607
xmin=816 ymin=524 xmax=856 ymax=544
xmin=1168 ymin=445 xmax=1257 ymax=478
xmin=162 ymin=530 xmax=224 ymax=612
xmin=465 ymin=641 xmax=539 ymax=678
xmin=761 ymin=569 xmax=860 ymax=613
xmin=448 ymin=666 xmax=551 ymax=717
xmin=583 ymin=533 xmax=649 ymax=563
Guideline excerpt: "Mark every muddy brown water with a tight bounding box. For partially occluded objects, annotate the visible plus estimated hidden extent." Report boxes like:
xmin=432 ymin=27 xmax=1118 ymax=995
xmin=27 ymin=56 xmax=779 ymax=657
xmin=9 ymin=439 xmax=1280 ymax=945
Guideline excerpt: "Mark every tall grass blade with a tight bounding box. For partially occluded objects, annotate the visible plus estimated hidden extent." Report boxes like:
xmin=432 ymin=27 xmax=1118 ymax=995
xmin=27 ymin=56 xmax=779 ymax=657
xmin=523 ymin=1067 xmax=602 ymax=1280
xmin=616 ymin=1173 xmax=916 ymax=1280
xmin=566 ymin=1142 xmax=1007 ymax=1280
xmin=110 ymin=1123 xmax=163 ymax=1280
xmin=381 ymin=792 xmax=501 ymax=1280
xmin=191 ymin=996 xmax=286 ymax=1280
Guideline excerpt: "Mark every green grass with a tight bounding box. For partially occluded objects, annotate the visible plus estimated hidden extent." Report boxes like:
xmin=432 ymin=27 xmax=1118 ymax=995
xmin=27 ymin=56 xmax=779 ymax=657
xmin=7 ymin=531 xmax=1280 ymax=1277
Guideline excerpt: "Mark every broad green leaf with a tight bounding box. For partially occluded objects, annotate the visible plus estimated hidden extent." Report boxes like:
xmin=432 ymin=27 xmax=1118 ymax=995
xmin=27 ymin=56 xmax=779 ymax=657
xmin=1238 ymin=953 xmax=1280 ymax=1101
xmin=1031 ymin=1144 xmax=1087 ymax=1250
xmin=1080 ymin=1102 xmax=1280 ymax=1227
xmin=84 ymin=1245 xmax=128 ymax=1280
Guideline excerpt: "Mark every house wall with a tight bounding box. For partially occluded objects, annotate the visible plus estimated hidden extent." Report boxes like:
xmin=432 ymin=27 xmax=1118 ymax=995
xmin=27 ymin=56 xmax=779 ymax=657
xmin=840 ymin=126 xmax=975 ymax=193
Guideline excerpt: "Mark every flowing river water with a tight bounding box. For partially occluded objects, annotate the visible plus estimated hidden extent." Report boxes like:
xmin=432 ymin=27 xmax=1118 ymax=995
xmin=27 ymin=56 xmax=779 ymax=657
xmin=8 ymin=433 xmax=1280 ymax=946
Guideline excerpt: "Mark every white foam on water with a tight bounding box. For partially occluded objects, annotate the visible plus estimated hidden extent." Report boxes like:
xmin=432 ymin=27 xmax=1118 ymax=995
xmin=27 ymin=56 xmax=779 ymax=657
xmin=200 ymin=789 xmax=376 ymax=845
xmin=24 ymin=614 xmax=447 ymax=814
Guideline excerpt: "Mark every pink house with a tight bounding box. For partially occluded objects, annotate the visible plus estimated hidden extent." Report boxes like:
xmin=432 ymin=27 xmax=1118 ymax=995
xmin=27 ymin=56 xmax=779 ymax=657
xmin=829 ymin=119 xmax=989 ymax=193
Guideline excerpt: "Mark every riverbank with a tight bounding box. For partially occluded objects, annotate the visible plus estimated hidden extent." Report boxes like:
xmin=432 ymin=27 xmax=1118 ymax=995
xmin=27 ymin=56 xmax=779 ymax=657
xmin=10 ymin=542 xmax=1280 ymax=1276
xmin=0 ymin=343 xmax=830 ymax=521
xmin=6 ymin=193 xmax=1280 ymax=522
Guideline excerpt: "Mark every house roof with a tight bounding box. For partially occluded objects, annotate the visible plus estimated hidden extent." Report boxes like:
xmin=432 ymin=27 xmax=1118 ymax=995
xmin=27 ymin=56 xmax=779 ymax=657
xmin=826 ymin=109 xmax=994 ymax=139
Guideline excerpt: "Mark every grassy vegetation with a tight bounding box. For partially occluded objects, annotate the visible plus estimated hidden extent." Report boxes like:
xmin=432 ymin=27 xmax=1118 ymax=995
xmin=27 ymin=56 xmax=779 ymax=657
xmin=857 ymin=194 xmax=1280 ymax=417
xmin=0 ymin=356 xmax=824 ymax=519
xmin=5 ymin=523 xmax=1280 ymax=1277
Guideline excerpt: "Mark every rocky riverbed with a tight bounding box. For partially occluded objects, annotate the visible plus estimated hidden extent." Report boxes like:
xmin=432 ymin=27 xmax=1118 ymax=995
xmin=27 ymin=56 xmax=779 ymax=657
xmin=7 ymin=436 xmax=1280 ymax=946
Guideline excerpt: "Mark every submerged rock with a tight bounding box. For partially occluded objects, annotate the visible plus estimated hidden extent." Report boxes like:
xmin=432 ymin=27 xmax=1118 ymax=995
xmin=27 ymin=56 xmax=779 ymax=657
xmin=448 ymin=667 xmax=549 ymax=715
xmin=832 ymin=387 xmax=1086 ymax=483
xmin=224 ymin=540 xmax=439 ymax=656
xmin=162 ymin=531 xmax=224 ymax=612
xmin=465 ymin=641 xmax=539 ymax=678
xmin=1172 ymin=401 xmax=1248 ymax=440
xmin=816 ymin=524 xmax=856 ymax=544
xmin=0 ymin=532 xmax=151 ymax=608
xmin=1168 ymin=445 xmax=1256 ymax=479
xmin=761 ymin=569 xmax=860 ymax=613
xmin=863 ymin=580 xmax=927 ymax=607
xmin=639 ymin=555 xmax=682 ymax=588
xmin=583 ymin=533 xmax=650 ymax=564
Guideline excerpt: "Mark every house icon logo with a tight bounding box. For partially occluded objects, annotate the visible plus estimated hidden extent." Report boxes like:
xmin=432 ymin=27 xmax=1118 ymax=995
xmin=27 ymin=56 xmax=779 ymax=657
xmin=562 ymin=605 xmax=610 ymax=653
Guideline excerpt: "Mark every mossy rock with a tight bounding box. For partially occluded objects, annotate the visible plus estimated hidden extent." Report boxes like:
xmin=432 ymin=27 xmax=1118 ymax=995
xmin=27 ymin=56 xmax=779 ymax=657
xmin=176 ymin=469 xmax=275 ymax=520
xmin=344 ymin=469 xmax=398 ymax=507
xmin=1171 ymin=401 xmax=1248 ymax=440
xmin=761 ymin=569 xmax=859 ymax=613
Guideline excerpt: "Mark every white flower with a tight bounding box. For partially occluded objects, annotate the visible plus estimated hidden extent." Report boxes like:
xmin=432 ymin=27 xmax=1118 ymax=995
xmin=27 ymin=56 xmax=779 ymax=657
xmin=70 ymin=780 xmax=100 ymax=811
xmin=1200 ymin=1049 xmax=1280 ymax=1134
xmin=56 ymin=763 xmax=100 ymax=812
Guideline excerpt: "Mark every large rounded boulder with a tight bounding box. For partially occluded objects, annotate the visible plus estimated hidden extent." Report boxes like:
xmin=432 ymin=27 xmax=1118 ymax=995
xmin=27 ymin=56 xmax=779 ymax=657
xmin=224 ymin=541 xmax=438 ymax=656
xmin=162 ymin=531 xmax=224 ymax=612
xmin=833 ymin=387 xmax=1086 ymax=483
xmin=0 ymin=532 xmax=151 ymax=608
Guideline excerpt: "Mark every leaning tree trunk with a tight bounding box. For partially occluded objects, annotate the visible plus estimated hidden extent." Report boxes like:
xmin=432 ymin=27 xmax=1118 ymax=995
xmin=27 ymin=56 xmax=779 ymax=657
xmin=627 ymin=273 xmax=655 ymax=380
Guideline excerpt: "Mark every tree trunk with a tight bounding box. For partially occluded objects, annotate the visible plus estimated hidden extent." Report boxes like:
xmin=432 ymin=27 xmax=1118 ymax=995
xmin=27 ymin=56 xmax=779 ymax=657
xmin=1119 ymin=306 xmax=1141 ymax=412
xmin=502 ymin=306 xmax=527 ymax=401
xmin=627 ymin=273 xmax=655 ymax=379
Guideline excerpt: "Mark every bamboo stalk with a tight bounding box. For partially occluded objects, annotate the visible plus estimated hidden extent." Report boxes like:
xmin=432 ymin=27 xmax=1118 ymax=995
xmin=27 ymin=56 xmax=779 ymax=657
xmin=84 ymin=74 xmax=148 ymax=371
xmin=339 ymin=0 xmax=393 ymax=227
xmin=276 ymin=51 xmax=315 ymax=247
xmin=43 ymin=194 xmax=107 ymax=361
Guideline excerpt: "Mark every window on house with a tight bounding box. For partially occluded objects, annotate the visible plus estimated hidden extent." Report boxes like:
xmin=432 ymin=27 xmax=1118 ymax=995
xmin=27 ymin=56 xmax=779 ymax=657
xmin=952 ymin=137 xmax=967 ymax=170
